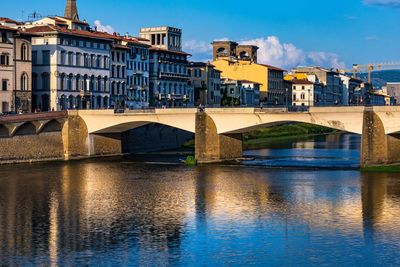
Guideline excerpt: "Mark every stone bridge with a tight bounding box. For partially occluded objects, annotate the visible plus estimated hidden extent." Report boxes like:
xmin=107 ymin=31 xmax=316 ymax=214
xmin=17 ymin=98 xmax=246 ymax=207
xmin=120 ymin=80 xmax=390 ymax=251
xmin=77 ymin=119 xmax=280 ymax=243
xmin=1 ymin=107 xmax=400 ymax=167
xmin=63 ymin=106 xmax=400 ymax=167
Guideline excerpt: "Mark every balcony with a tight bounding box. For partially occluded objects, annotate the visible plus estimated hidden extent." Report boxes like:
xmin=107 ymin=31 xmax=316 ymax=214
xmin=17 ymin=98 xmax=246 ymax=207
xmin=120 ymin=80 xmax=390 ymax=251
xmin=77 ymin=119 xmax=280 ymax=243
xmin=158 ymin=72 xmax=188 ymax=79
xmin=79 ymin=90 xmax=93 ymax=96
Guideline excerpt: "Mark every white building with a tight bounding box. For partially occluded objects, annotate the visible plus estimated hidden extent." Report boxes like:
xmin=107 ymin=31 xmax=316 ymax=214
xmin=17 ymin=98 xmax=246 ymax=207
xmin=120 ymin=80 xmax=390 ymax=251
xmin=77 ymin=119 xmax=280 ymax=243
xmin=292 ymin=79 xmax=323 ymax=107
xmin=140 ymin=27 xmax=191 ymax=108
xmin=26 ymin=25 xmax=112 ymax=110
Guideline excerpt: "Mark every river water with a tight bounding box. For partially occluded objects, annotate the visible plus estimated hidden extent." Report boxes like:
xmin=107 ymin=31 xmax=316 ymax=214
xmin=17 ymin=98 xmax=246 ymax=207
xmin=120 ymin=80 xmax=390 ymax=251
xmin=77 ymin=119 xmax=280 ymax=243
xmin=1 ymin=134 xmax=400 ymax=266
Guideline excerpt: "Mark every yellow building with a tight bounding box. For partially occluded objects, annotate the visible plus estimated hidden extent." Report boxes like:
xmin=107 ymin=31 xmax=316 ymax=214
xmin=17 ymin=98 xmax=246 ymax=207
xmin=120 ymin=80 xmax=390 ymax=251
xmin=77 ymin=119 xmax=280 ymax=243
xmin=212 ymin=59 xmax=285 ymax=101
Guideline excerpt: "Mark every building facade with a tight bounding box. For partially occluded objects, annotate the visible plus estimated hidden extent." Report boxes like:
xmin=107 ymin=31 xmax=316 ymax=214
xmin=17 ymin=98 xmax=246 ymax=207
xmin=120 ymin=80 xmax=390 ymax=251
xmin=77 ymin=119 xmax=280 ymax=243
xmin=291 ymin=67 xmax=343 ymax=106
xmin=292 ymin=79 xmax=323 ymax=107
xmin=26 ymin=25 xmax=112 ymax=111
xmin=188 ymin=61 xmax=221 ymax=107
xmin=211 ymin=40 xmax=285 ymax=104
xmin=0 ymin=25 xmax=34 ymax=113
xmin=385 ymin=82 xmax=400 ymax=104
xmin=140 ymin=27 xmax=191 ymax=108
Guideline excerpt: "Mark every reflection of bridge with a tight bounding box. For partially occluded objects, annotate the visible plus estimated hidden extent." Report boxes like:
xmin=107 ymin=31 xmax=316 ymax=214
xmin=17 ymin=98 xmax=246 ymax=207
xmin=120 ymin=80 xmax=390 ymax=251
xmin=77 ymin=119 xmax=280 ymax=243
xmin=1 ymin=107 xmax=400 ymax=167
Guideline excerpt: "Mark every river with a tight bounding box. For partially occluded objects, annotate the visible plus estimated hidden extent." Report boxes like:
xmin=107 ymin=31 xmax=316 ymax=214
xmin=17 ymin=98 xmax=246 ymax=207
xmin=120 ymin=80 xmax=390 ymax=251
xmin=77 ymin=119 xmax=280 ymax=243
xmin=0 ymin=133 xmax=400 ymax=266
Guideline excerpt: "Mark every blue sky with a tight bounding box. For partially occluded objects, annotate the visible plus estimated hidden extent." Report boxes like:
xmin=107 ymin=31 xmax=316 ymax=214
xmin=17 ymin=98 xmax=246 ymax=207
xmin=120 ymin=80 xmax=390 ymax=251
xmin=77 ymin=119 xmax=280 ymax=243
xmin=2 ymin=0 xmax=400 ymax=69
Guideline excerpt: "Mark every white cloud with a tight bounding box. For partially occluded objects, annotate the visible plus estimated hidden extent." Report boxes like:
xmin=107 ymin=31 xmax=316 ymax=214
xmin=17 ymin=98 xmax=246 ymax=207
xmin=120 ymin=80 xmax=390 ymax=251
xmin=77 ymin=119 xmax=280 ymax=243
xmin=241 ymin=36 xmax=346 ymax=69
xmin=363 ymin=0 xmax=400 ymax=8
xmin=185 ymin=36 xmax=346 ymax=70
xmin=366 ymin=36 xmax=379 ymax=40
xmin=183 ymin=40 xmax=212 ymax=54
xmin=94 ymin=20 xmax=114 ymax=34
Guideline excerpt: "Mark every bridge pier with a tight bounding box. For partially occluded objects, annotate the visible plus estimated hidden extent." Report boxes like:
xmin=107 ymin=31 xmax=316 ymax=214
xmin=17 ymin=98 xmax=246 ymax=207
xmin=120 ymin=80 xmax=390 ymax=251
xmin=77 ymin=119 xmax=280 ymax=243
xmin=62 ymin=115 xmax=123 ymax=160
xmin=195 ymin=112 xmax=242 ymax=163
xmin=361 ymin=110 xmax=400 ymax=167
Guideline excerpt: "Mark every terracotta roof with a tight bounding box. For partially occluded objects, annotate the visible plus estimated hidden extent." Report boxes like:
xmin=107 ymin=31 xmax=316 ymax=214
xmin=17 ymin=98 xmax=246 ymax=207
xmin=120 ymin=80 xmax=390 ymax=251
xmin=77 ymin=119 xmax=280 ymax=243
xmin=0 ymin=25 xmax=17 ymax=31
xmin=112 ymin=44 xmax=130 ymax=50
xmin=0 ymin=17 xmax=18 ymax=23
xmin=55 ymin=16 xmax=89 ymax=25
xmin=25 ymin=25 xmax=113 ymax=41
xmin=258 ymin=63 xmax=286 ymax=72
xmin=292 ymin=79 xmax=315 ymax=85
xmin=240 ymin=80 xmax=261 ymax=85
xmin=188 ymin=61 xmax=216 ymax=68
xmin=133 ymin=37 xmax=149 ymax=41
xmin=149 ymin=47 xmax=191 ymax=56
xmin=101 ymin=33 xmax=151 ymax=47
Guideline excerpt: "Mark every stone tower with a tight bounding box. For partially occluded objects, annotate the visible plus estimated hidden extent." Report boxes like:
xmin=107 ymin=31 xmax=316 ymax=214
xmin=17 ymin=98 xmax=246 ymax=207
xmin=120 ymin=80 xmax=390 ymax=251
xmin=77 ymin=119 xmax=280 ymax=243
xmin=64 ymin=0 xmax=79 ymax=20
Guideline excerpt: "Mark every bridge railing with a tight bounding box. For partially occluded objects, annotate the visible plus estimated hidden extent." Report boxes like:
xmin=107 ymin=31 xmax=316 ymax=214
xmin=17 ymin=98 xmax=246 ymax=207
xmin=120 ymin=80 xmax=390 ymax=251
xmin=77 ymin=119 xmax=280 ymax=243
xmin=0 ymin=111 xmax=68 ymax=123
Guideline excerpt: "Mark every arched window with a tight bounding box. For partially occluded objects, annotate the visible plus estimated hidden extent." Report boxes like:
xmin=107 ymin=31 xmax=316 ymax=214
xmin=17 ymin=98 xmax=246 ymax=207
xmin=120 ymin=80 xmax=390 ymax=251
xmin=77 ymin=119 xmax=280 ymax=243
xmin=60 ymin=74 xmax=65 ymax=90
xmin=103 ymin=77 xmax=108 ymax=92
xmin=97 ymin=76 xmax=101 ymax=91
xmin=67 ymin=74 xmax=73 ymax=90
xmin=20 ymin=73 xmax=28 ymax=90
xmin=76 ymin=75 xmax=81 ymax=91
xmin=21 ymin=43 xmax=27 ymax=60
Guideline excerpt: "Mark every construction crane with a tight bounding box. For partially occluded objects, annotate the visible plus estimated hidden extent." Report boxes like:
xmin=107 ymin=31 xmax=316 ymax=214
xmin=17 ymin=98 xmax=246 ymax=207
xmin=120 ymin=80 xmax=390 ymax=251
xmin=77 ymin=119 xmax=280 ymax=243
xmin=339 ymin=62 xmax=400 ymax=84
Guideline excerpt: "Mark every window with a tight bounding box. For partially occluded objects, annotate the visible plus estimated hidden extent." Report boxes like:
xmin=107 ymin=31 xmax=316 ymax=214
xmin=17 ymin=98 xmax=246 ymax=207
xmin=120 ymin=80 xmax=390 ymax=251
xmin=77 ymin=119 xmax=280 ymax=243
xmin=301 ymin=93 xmax=305 ymax=100
xmin=293 ymin=94 xmax=296 ymax=101
xmin=60 ymin=75 xmax=65 ymax=90
xmin=32 ymin=51 xmax=37 ymax=65
xmin=21 ymin=43 xmax=27 ymax=60
xmin=42 ymin=51 xmax=50 ymax=65
xmin=1 ymin=32 xmax=7 ymax=43
xmin=20 ymin=73 xmax=28 ymax=90
xmin=2 ymin=80 xmax=7 ymax=91
xmin=76 ymin=53 xmax=81 ymax=66
xmin=68 ymin=52 xmax=73 ymax=65
xmin=67 ymin=74 xmax=72 ymax=90
xmin=302 ymin=86 xmax=305 ymax=90
xmin=32 ymin=73 xmax=37 ymax=90
xmin=60 ymin=51 xmax=66 ymax=65
xmin=0 ymin=54 xmax=9 ymax=65
xmin=42 ymin=73 xmax=50 ymax=90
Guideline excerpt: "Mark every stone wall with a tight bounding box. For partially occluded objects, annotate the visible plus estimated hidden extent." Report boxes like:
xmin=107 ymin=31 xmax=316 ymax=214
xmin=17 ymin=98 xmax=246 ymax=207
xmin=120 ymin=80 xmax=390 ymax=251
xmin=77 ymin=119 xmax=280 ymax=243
xmin=0 ymin=132 xmax=64 ymax=162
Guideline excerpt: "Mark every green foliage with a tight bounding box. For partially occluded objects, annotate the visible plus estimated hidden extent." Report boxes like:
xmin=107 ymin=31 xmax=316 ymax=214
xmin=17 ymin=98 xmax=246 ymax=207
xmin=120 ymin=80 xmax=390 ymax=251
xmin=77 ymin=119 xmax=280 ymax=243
xmin=360 ymin=165 xmax=400 ymax=172
xmin=243 ymin=123 xmax=339 ymax=142
xmin=221 ymin=97 xmax=240 ymax=107
xmin=184 ymin=156 xmax=197 ymax=166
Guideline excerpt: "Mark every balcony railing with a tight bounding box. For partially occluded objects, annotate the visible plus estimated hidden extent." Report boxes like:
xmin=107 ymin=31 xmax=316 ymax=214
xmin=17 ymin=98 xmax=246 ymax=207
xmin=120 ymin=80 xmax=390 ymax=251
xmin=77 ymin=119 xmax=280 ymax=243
xmin=158 ymin=72 xmax=188 ymax=79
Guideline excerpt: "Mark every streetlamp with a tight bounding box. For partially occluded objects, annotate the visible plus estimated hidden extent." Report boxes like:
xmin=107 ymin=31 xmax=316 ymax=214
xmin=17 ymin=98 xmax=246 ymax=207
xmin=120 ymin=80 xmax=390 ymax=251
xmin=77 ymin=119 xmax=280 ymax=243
xmin=308 ymin=88 xmax=311 ymax=107
xmin=285 ymin=88 xmax=288 ymax=108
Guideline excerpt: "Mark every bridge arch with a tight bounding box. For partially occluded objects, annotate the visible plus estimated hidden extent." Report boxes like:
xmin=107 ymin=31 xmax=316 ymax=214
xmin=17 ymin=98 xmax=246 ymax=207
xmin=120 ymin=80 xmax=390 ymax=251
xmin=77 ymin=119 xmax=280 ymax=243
xmin=41 ymin=119 xmax=63 ymax=133
xmin=0 ymin=125 xmax=9 ymax=137
xmin=14 ymin=122 xmax=37 ymax=136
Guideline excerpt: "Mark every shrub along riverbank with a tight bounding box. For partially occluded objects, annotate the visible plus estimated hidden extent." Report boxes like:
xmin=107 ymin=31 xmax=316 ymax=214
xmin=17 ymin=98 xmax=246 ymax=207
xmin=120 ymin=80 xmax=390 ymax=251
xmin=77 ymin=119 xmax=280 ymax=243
xmin=243 ymin=123 xmax=340 ymax=144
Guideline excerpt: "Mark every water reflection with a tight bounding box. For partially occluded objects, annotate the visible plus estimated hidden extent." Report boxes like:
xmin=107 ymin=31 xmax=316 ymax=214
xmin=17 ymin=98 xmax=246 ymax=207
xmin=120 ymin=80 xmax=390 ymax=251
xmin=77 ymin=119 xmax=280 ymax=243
xmin=0 ymin=158 xmax=400 ymax=265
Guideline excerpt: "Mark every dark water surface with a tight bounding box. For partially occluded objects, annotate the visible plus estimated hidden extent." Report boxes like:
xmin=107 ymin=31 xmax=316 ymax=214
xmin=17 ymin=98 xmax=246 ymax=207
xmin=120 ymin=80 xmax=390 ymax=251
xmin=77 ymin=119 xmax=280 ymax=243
xmin=1 ymin=134 xmax=400 ymax=266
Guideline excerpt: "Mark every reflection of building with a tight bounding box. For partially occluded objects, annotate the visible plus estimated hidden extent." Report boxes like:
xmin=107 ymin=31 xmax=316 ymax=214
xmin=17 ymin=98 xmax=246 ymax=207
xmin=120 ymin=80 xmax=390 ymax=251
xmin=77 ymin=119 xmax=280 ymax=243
xmin=0 ymin=23 xmax=34 ymax=113
xmin=211 ymin=40 xmax=285 ymax=104
xmin=188 ymin=61 xmax=221 ymax=107
xmin=140 ymin=27 xmax=191 ymax=107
